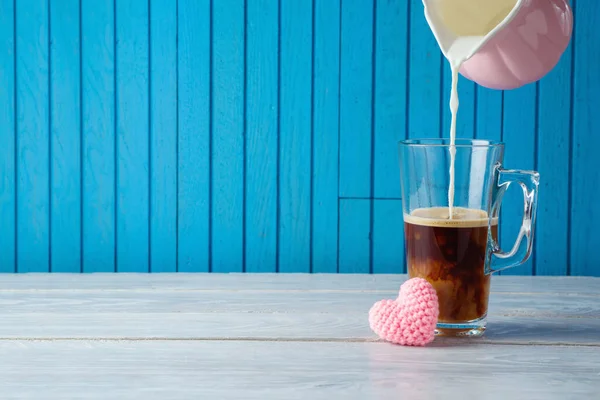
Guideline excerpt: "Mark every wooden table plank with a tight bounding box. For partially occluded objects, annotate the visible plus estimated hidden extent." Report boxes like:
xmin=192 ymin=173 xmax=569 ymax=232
xmin=0 ymin=290 xmax=597 ymax=316
xmin=0 ymin=313 xmax=598 ymax=345
xmin=0 ymin=274 xmax=598 ymax=398
xmin=0 ymin=340 xmax=598 ymax=400
xmin=0 ymin=276 xmax=598 ymax=345
xmin=0 ymin=273 xmax=597 ymax=295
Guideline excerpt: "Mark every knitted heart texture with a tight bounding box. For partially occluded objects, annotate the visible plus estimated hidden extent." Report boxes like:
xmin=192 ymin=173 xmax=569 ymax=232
xmin=368 ymin=277 xmax=439 ymax=346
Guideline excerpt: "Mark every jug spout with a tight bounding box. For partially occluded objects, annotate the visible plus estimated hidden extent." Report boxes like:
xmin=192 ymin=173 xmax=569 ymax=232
xmin=422 ymin=0 xmax=573 ymax=90
xmin=422 ymin=0 xmax=523 ymax=64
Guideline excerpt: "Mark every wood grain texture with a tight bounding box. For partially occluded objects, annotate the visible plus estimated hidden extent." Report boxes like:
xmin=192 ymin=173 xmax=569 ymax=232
xmin=311 ymin=0 xmax=340 ymax=273
xmin=0 ymin=313 xmax=598 ymax=346
xmin=16 ymin=0 xmax=50 ymax=273
xmin=571 ymin=0 xmax=600 ymax=277
xmin=0 ymin=273 xmax=597 ymax=294
xmin=0 ymin=307 xmax=599 ymax=346
xmin=372 ymin=200 xmax=404 ymax=274
xmin=50 ymin=0 xmax=81 ymax=273
xmin=1 ymin=288 xmax=597 ymax=320
xmin=0 ymin=341 xmax=598 ymax=400
xmin=245 ymin=0 xmax=278 ymax=273
xmin=339 ymin=0 xmax=373 ymax=197
xmin=115 ymin=0 xmax=149 ymax=273
xmin=0 ymin=275 xmax=599 ymax=399
xmin=408 ymin=0 xmax=442 ymax=139
xmin=0 ymin=0 xmax=16 ymax=273
xmin=211 ymin=0 xmax=244 ymax=273
xmin=501 ymin=83 xmax=537 ymax=276
xmin=339 ymin=200 xmax=371 ymax=273
xmin=149 ymin=0 xmax=177 ymax=273
xmin=81 ymin=0 xmax=115 ymax=273
xmin=177 ymin=0 xmax=210 ymax=272
xmin=536 ymin=42 xmax=572 ymax=276
xmin=373 ymin=0 xmax=406 ymax=199
xmin=278 ymin=0 xmax=312 ymax=272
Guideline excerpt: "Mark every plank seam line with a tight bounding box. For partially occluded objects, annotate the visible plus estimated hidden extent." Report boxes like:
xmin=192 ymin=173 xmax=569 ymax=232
xmin=78 ymin=0 xmax=84 ymax=273
xmin=0 ymin=337 xmax=597 ymax=347
xmin=0 ymin=289 xmax=599 ymax=297
xmin=48 ymin=0 xmax=53 ymax=273
xmin=2 ymin=312 xmax=598 ymax=320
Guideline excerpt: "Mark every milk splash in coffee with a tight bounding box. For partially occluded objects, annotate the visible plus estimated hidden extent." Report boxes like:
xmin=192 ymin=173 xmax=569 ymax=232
xmin=432 ymin=0 xmax=517 ymax=219
xmin=405 ymin=207 xmax=498 ymax=327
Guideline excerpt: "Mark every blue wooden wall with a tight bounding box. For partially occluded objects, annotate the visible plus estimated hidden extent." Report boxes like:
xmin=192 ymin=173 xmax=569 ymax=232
xmin=0 ymin=0 xmax=598 ymax=275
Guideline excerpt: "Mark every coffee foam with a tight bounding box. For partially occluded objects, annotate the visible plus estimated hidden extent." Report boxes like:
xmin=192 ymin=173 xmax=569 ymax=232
xmin=404 ymin=207 xmax=497 ymax=228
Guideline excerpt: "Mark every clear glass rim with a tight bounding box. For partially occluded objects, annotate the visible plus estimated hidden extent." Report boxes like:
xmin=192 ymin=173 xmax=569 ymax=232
xmin=399 ymin=138 xmax=504 ymax=148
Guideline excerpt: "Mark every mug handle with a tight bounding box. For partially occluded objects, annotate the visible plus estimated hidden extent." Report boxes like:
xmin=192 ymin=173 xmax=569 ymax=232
xmin=488 ymin=167 xmax=540 ymax=274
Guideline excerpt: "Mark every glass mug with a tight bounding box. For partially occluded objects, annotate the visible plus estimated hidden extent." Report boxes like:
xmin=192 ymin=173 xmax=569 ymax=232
xmin=398 ymin=139 xmax=539 ymax=337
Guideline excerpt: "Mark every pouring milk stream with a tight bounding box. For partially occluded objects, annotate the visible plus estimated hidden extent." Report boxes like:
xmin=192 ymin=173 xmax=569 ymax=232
xmin=422 ymin=0 xmax=573 ymax=219
xmin=428 ymin=0 xmax=518 ymax=219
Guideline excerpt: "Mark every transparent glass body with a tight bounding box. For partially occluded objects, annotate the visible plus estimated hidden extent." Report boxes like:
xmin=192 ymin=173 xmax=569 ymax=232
xmin=399 ymin=139 xmax=539 ymax=337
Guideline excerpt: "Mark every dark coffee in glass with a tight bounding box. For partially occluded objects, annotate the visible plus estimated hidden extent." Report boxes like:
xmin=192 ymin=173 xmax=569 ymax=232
xmin=404 ymin=207 xmax=498 ymax=333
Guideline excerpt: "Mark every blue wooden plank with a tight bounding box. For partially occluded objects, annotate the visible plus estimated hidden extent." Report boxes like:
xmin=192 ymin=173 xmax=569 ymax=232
xmin=50 ymin=0 xmax=81 ymax=273
xmin=536 ymin=42 xmax=572 ymax=276
xmin=81 ymin=0 xmax=115 ymax=273
xmin=245 ymin=0 xmax=278 ymax=273
xmin=571 ymin=0 xmax=600 ymax=277
xmin=149 ymin=0 xmax=177 ymax=273
xmin=115 ymin=0 xmax=149 ymax=273
xmin=278 ymin=0 xmax=312 ymax=273
xmin=373 ymin=0 xmax=408 ymax=199
xmin=475 ymin=85 xmax=503 ymax=267
xmin=16 ymin=0 xmax=49 ymax=273
xmin=339 ymin=0 xmax=373 ymax=198
xmin=339 ymin=199 xmax=370 ymax=274
xmin=372 ymin=199 xmax=404 ymax=274
xmin=312 ymin=0 xmax=340 ymax=273
xmin=0 ymin=0 xmax=15 ymax=273
xmin=408 ymin=1 xmax=442 ymax=140
xmin=501 ymin=83 xmax=536 ymax=276
xmin=177 ymin=0 xmax=210 ymax=272
xmin=475 ymin=87 xmax=502 ymax=141
xmin=211 ymin=0 xmax=244 ymax=273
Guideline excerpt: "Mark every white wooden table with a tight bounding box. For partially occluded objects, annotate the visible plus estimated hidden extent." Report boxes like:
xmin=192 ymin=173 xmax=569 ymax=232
xmin=0 ymin=274 xmax=599 ymax=399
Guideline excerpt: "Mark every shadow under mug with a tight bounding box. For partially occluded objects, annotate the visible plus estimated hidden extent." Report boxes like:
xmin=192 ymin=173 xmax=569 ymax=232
xmin=398 ymin=139 xmax=539 ymax=337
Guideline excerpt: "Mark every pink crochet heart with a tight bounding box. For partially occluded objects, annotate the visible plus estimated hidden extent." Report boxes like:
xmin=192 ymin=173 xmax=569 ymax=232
xmin=368 ymin=278 xmax=439 ymax=346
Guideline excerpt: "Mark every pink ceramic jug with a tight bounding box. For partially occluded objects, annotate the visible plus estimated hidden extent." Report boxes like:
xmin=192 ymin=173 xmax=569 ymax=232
xmin=423 ymin=0 xmax=573 ymax=90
